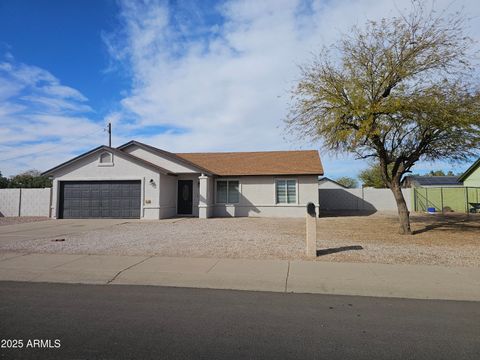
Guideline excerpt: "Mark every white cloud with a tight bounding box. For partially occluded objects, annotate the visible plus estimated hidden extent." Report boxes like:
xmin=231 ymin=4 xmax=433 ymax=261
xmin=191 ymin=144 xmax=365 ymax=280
xmin=0 ymin=58 xmax=104 ymax=176
xmin=106 ymin=0 xmax=480 ymax=178
xmin=42 ymin=85 xmax=88 ymax=101
xmin=2 ymin=0 xmax=479 ymax=179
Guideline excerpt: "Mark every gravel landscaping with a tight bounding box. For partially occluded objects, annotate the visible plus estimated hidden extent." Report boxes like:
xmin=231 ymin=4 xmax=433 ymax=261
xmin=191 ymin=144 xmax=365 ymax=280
xmin=0 ymin=216 xmax=50 ymax=226
xmin=1 ymin=213 xmax=478 ymax=267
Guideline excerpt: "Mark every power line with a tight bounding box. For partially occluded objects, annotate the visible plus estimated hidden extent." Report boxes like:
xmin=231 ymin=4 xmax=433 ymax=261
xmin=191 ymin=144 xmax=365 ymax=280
xmin=0 ymin=127 xmax=105 ymax=163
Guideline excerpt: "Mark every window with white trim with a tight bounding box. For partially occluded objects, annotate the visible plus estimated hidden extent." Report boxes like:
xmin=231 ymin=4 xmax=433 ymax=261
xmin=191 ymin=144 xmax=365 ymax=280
xmin=276 ymin=179 xmax=297 ymax=204
xmin=216 ymin=180 xmax=240 ymax=203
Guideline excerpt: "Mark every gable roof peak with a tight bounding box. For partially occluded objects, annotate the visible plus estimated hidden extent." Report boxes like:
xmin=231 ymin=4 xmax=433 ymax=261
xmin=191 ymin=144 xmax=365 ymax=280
xmin=117 ymin=140 xmax=214 ymax=175
xmin=458 ymin=158 xmax=480 ymax=182
xmin=42 ymin=144 xmax=172 ymax=176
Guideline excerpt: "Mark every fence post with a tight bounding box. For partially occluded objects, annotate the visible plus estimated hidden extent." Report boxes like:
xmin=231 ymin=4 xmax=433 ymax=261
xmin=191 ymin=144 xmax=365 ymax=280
xmin=425 ymin=188 xmax=429 ymax=211
xmin=18 ymin=188 xmax=22 ymax=217
xmin=306 ymin=202 xmax=317 ymax=258
xmin=440 ymin=187 xmax=444 ymax=213
xmin=465 ymin=187 xmax=469 ymax=215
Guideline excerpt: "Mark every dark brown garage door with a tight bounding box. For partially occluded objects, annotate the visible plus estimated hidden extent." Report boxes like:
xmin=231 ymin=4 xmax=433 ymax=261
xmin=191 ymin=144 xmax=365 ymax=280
xmin=59 ymin=181 xmax=141 ymax=219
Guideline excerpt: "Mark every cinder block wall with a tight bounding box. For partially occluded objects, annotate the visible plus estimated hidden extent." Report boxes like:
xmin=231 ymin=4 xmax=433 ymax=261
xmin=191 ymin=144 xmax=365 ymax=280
xmin=0 ymin=189 xmax=21 ymax=216
xmin=0 ymin=188 xmax=52 ymax=217
xmin=319 ymin=188 xmax=412 ymax=211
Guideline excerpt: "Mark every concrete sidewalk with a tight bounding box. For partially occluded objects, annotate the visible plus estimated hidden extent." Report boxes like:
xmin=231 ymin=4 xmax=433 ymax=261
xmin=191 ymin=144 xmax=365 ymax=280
xmin=0 ymin=252 xmax=478 ymax=301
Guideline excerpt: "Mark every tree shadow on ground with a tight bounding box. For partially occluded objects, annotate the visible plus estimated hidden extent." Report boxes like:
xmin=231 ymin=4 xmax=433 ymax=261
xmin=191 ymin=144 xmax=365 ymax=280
xmin=412 ymin=213 xmax=480 ymax=235
xmin=316 ymin=245 xmax=364 ymax=256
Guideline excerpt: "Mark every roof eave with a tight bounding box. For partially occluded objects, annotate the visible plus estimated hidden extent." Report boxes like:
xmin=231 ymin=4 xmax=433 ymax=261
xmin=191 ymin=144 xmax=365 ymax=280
xmin=42 ymin=145 xmax=171 ymax=177
xmin=118 ymin=140 xmax=215 ymax=176
xmin=215 ymin=172 xmax=324 ymax=177
xmin=41 ymin=145 xmax=106 ymax=176
xmin=458 ymin=159 xmax=480 ymax=182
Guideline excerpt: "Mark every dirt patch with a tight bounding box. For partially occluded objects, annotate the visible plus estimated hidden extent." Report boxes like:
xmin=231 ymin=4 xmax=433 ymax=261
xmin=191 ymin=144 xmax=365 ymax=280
xmin=1 ymin=212 xmax=478 ymax=267
xmin=313 ymin=212 xmax=480 ymax=266
xmin=0 ymin=217 xmax=50 ymax=226
xmin=318 ymin=212 xmax=479 ymax=246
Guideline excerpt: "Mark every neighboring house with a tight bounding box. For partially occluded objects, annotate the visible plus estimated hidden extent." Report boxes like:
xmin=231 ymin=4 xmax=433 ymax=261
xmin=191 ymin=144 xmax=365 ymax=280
xmin=402 ymin=175 xmax=463 ymax=188
xmin=458 ymin=158 xmax=480 ymax=187
xmin=42 ymin=140 xmax=323 ymax=219
xmin=318 ymin=177 xmax=347 ymax=189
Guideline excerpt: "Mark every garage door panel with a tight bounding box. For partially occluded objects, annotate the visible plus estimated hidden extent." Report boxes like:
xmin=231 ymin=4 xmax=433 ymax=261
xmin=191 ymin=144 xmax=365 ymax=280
xmin=111 ymin=209 xmax=122 ymax=218
xmin=60 ymin=181 xmax=141 ymax=219
xmin=91 ymin=199 xmax=101 ymax=207
xmin=90 ymin=209 xmax=101 ymax=217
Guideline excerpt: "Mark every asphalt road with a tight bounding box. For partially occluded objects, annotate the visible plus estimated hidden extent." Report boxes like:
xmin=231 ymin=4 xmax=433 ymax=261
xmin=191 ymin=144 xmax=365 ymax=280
xmin=0 ymin=282 xmax=478 ymax=360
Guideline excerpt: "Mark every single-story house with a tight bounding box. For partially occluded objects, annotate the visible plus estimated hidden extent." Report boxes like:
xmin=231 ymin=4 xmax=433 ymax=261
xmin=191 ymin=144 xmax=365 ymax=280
xmin=402 ymin=175 xmax=463 ymax=188
xmin=458 ymin=158 xmax=480 ymax=187
xmin=42 ymin=140 xmax=323 ymax=219
xmin=318 ymin=177 xmax=348 ymax=189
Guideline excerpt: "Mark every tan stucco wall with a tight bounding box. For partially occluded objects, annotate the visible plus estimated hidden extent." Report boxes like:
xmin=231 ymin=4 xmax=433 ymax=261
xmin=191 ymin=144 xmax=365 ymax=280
xmin=211 ymin=175 xmax=319 ymax=218
xmin=159 ymin=173 xmax=177 ymax=218
xmin=48 ymin=147 xmax=320 ymax=219
xmin=463 ymin=166 xmax=480 ymax=187
xmin=123 ymin=146 xmax=199 ymax=173
xmin=50 ymin=151 xmax=161 ymax=219
xmin=160 ymin=173 xmax=216 ymax=218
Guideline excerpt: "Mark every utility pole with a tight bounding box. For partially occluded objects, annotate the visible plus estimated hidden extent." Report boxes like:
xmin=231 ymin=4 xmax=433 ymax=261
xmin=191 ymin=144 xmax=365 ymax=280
xmin=108 ymin=122 xmax=112 ymax=147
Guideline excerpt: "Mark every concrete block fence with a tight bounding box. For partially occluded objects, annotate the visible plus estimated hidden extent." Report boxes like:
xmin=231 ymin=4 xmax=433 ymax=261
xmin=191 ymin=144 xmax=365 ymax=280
xmin=319 ymin=188 xmax=412 ymax=212
xmin=2 ymin=187 xmax=413 ymax=218
xmin=0 ymin=188 xmax=52 ymax=217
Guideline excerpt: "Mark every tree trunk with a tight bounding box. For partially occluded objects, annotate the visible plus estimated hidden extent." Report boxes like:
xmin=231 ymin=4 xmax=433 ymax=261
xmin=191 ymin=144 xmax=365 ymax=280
xmin=390 ymin=182 xmax=412 ymax=235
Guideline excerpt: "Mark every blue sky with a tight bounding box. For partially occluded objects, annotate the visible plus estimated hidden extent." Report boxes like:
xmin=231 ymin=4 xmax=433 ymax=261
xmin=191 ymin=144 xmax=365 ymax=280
xmin=0 ymin=0 xmax=124 ymax=114
xmin=0 ymin=0 xmax=479 ymax=179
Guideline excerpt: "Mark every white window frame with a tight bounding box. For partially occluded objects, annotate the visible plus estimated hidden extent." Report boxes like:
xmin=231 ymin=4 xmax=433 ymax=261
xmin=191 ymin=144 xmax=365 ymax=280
xmin=275 ymin=178 xmax=298 ymax=205
xmin=98 ymin=152 xmax=114 ymax=167
xmin=215 ymin=179 xmax=241 ymax=204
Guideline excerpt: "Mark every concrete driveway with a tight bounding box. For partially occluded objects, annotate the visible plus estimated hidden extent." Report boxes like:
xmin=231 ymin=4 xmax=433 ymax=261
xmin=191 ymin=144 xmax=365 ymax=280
xmin=0 ymin=219 xmax=131 ymax=242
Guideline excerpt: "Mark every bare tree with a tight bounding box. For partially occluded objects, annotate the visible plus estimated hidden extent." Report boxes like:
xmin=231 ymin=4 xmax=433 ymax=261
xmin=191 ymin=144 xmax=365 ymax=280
xmin=286 ymin=3 xmax=480 ymax=234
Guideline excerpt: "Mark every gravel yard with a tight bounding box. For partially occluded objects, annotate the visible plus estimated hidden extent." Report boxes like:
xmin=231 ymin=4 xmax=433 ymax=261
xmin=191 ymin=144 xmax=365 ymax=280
xmin=1 ymin=212 xmax=478 ymax=267
xmin=0 ymin=216 xmax=50 ymax=226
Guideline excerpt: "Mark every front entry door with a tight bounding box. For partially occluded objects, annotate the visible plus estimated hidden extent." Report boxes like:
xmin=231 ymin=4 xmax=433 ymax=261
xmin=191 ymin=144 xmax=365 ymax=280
xmin=177 ymin=180 xmax=193 ymax=215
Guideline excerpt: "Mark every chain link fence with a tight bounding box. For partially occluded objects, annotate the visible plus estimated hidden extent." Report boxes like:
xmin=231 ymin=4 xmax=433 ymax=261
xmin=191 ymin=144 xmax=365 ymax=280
xmin=413 ymin=187 xmax=480 ymax=213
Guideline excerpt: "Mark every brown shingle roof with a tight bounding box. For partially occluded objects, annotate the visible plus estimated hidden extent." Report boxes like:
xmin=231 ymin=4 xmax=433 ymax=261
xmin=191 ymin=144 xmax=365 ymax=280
xmin=174 ymin=150 xmax=324 ymax=176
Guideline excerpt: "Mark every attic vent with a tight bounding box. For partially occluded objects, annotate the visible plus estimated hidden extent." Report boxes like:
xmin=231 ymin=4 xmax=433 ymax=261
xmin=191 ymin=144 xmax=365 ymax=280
xmin=99 ymin=152 xmax=113 ymax=165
